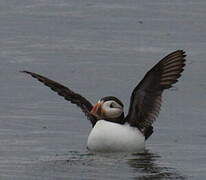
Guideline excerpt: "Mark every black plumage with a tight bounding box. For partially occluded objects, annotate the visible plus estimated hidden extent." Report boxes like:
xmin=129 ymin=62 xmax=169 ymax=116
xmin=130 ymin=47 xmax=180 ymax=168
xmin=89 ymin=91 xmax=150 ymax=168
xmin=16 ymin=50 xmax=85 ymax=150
xmin=125 ymin=50 xmax=186 ymax=136
xmin=20 ymin=71 xmax=97 ymax=126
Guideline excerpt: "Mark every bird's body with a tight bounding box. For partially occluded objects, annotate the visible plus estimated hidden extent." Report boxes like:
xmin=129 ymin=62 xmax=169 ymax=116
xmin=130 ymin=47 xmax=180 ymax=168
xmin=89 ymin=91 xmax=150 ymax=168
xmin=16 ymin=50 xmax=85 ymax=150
xmin=21 ymin=50 xmax=186 ymax=152
xmin=87 ymin=120 xmax=145 ymax=152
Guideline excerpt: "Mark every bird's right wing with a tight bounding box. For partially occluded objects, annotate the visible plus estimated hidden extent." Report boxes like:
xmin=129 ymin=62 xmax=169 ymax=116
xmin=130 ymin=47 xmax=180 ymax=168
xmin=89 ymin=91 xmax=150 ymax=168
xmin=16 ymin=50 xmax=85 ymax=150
xmin=21 ymin=71 xmax=97 ymax=126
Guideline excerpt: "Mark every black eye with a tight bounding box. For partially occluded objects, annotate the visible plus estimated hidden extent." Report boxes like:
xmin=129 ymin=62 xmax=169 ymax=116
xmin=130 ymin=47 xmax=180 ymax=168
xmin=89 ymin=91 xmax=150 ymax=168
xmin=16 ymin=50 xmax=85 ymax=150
xmin=110 ymin=103 xmax=114 ymax=108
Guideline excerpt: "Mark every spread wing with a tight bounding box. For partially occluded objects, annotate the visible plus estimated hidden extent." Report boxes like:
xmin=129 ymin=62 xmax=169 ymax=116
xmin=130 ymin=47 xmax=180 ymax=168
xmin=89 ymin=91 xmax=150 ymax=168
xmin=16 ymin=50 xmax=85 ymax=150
xmin=125 ymin=50 xmax=186 ymax=131
xmin=21 ymin=71 xmax=97 ymax=126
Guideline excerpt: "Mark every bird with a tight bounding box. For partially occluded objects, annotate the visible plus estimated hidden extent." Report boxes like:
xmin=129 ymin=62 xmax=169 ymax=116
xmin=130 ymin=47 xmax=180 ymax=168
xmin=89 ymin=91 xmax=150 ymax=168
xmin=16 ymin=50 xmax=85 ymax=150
xmin=21 ymin=50 xmax=186 ymax=152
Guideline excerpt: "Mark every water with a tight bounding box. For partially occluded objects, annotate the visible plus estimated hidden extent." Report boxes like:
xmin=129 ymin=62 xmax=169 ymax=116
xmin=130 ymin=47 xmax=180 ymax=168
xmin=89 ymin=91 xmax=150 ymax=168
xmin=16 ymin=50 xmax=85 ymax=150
xmin=0 ymin=0 xmax=206 ymax=179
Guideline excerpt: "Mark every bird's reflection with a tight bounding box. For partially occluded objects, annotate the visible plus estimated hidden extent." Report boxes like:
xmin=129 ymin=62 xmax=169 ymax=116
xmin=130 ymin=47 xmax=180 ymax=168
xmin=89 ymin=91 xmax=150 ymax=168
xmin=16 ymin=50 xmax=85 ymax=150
xmin=127 ymin=149 xmax=186 ymax=180
xmin=27 ymin=150 xmax=187 ymax=180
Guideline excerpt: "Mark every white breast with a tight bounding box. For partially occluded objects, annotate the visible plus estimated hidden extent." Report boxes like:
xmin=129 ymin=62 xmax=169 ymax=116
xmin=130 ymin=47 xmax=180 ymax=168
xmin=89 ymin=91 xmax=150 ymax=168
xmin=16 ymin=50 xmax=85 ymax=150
xmin=87 ymin=120 xmax=145 ymax=152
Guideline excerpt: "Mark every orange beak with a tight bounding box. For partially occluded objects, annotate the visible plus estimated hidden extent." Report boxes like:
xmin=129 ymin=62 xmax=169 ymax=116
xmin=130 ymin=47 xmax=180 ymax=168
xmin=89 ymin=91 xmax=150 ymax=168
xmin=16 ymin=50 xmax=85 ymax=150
xmin=90 ymin=101 xmax=103 ymax=119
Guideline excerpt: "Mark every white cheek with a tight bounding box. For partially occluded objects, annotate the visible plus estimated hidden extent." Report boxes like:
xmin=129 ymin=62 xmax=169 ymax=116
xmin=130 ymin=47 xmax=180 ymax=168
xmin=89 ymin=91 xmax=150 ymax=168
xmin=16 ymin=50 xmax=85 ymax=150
xmin=105 ymin=108 xmax=122 ymax=118
xmin=102 ymin=103 xmax=123 ymax=118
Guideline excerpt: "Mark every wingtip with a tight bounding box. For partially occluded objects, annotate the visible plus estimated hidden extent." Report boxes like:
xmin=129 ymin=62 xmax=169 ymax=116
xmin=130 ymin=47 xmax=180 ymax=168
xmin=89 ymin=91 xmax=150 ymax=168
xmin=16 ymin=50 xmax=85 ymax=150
xmin=178 ymin=49 xmax=186 ymax=57
xmin=177 ymin=49 xmax=185 ymax=52
xmin=20 ymin=70 xmax=28 ymax=73
xmin=158 ymin=50 xmax=187 ymax=89
xmin=20 ymin=70 xmax=32 ymax=75
xmin=173 ymin=49 xmax=186 ymax=55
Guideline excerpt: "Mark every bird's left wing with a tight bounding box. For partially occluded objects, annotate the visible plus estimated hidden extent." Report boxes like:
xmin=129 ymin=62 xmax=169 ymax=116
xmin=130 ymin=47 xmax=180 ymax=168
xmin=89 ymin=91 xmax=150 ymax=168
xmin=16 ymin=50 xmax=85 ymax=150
xmin=21 ymin=71 xmax=97 ymax=126
xmin=125 ymin=50 xmax=186 ymax=135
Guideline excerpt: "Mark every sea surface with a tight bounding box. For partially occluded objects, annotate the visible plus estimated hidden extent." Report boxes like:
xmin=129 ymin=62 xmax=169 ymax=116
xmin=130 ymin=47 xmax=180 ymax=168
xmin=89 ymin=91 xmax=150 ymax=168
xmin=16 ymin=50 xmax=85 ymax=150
xmin=0 ymin=0 xmax=206 ymax=179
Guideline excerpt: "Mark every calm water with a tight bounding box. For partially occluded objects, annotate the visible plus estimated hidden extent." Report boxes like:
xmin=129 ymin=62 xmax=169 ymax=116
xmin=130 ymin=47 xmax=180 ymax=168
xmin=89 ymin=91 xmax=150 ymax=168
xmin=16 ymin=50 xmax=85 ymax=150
xmin=0 ymin=0 xmax=206 ymax=179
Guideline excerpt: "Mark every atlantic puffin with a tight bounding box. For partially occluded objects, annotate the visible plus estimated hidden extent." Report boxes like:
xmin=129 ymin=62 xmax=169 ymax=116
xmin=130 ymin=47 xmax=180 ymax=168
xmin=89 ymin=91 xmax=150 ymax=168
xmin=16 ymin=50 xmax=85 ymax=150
xmin=21 ymin=50 xmax=186 ymax=152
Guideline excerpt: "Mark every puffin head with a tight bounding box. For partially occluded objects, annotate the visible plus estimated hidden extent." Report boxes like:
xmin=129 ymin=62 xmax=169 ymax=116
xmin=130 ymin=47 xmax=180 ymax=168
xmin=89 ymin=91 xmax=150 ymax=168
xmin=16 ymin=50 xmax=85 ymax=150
xmin=90 ymin=96 xmax=125 ymax=124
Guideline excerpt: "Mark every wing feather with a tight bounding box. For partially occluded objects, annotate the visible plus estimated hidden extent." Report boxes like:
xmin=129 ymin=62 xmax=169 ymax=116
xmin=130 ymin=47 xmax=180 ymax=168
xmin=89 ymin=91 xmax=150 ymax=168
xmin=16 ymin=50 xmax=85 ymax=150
xmin=21 ymin=71 xmax=97 ymax=126
xmin=125 ymin=50 xmax=186 ymax=132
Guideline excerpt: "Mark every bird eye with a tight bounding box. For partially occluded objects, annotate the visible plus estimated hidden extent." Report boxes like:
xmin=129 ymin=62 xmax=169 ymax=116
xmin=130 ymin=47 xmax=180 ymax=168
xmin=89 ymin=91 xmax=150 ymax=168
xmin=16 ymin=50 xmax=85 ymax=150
xmin=110 ymin=103 xmax=114 ymax=108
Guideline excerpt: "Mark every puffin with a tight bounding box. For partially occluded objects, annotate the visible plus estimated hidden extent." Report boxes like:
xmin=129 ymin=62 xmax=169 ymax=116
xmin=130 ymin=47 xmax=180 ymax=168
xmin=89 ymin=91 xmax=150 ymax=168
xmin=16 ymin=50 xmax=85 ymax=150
xmin=21 ymin=50 xmax=186 ymax=152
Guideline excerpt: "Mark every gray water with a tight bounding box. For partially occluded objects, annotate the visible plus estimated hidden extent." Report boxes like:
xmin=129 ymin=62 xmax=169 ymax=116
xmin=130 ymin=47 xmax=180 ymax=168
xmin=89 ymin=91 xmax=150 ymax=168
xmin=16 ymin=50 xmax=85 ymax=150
xmin=0 ymin=0 xmax=206 ymax=179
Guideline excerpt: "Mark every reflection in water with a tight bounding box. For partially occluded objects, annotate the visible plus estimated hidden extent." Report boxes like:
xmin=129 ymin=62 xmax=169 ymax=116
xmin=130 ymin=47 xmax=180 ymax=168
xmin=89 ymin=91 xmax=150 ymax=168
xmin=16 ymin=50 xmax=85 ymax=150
xmin=25 ymin=150 xmax=187 ymax=180
xmin=128 ymin=150 xmax=186 ymax=180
